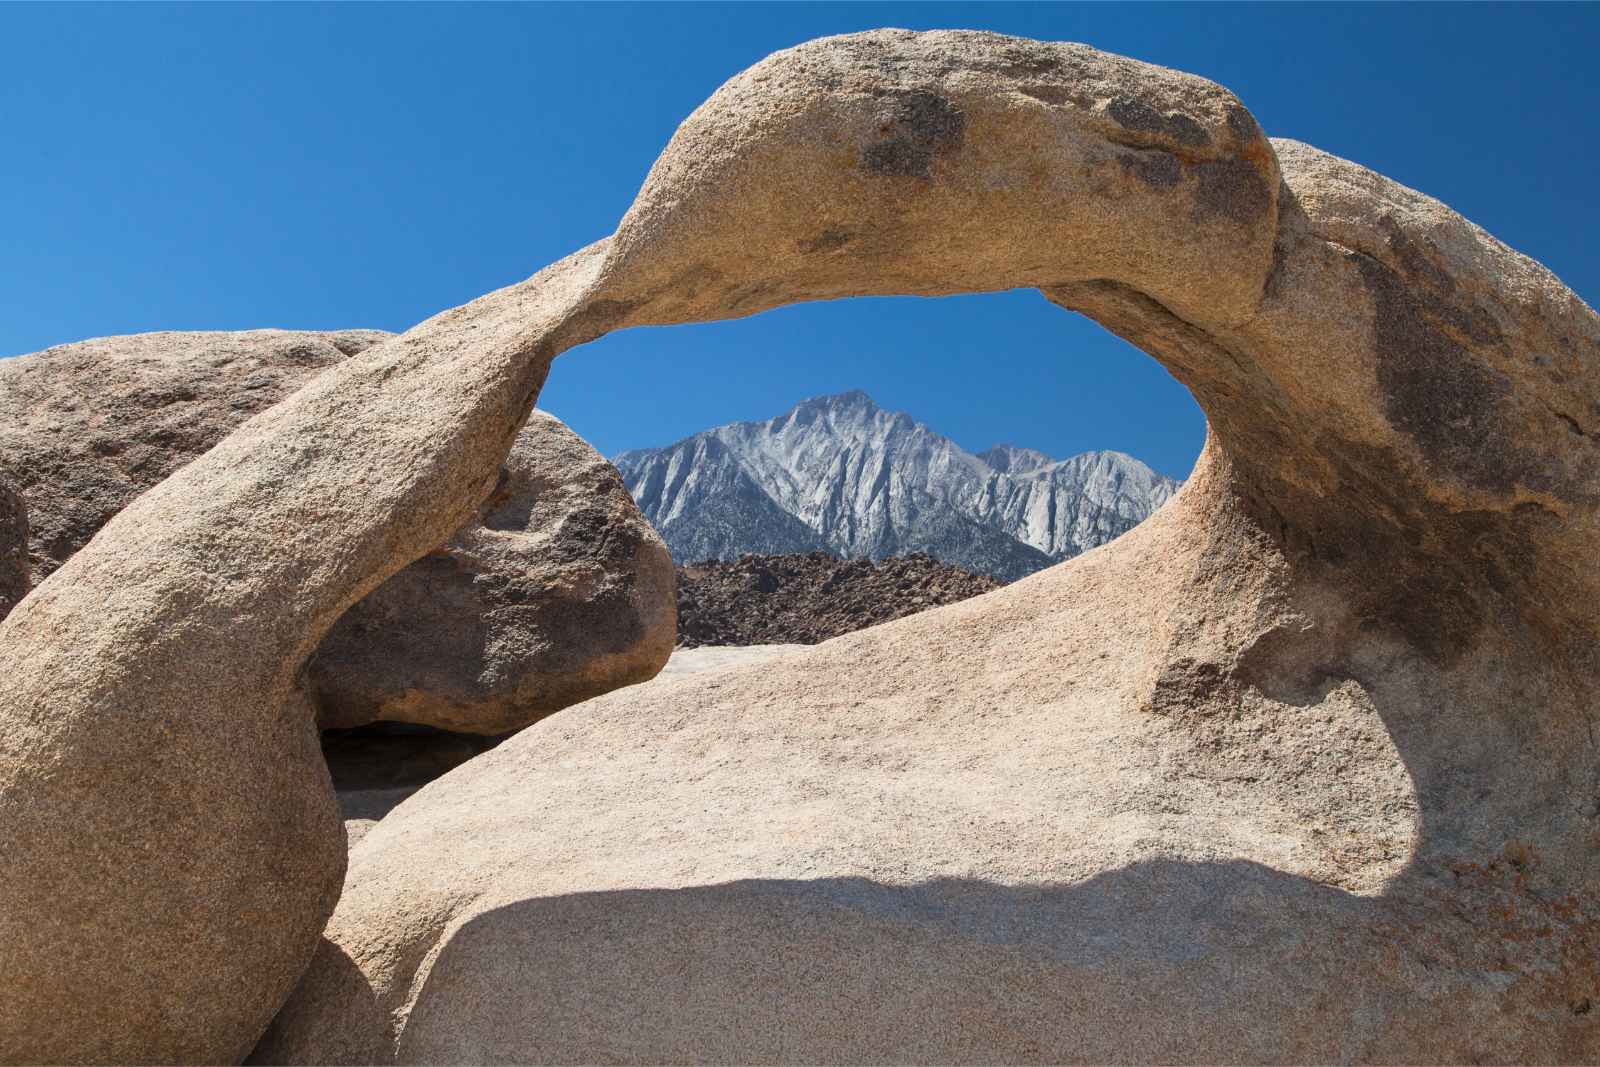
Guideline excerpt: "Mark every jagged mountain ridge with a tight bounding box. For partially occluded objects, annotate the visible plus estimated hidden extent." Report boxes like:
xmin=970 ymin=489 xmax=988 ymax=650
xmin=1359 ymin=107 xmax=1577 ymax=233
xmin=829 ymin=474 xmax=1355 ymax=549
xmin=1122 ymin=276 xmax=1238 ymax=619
xmin=614 ymin=390 xmax=1181 ymax=581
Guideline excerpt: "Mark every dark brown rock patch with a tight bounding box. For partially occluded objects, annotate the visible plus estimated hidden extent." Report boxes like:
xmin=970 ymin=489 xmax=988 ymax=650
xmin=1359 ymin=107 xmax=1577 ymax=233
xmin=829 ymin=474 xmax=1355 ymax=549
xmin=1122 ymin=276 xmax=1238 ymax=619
xmin=676 ymin=551 xmax=1001 ymax=648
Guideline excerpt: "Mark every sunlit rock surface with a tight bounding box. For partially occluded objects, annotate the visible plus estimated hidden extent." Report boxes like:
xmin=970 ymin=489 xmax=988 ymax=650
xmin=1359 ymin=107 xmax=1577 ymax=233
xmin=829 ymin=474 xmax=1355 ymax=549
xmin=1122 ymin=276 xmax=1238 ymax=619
xmin=3 ymin=28 xmax=1596 ymax=1064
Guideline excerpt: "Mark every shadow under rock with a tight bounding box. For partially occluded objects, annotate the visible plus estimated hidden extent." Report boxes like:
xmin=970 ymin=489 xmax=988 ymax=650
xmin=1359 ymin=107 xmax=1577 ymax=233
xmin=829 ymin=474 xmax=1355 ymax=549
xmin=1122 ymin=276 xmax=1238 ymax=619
xmin=249 ymin=937 xmax=389 ymax=1066
xmin=271 ymin=603 xmax=1600 ymax=1065
xmin=321 ymin=722 xmax=506 ymax=793
xmin=323 ymin=722 xmax=510 ymax=843
xmin=395 ymin=860 xmax=1597 ymax=1066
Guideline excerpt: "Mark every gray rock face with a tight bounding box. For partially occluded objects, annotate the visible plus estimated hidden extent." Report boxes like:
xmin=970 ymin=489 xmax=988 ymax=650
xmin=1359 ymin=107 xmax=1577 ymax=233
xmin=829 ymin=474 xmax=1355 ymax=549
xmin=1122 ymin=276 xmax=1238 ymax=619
xmin=973 ymin=442 xmax=1054 ymax=474
xmin=615 ymin=391 xmax=1178 ymax=581
xmin=621 ymin=434 xmax=834 ymax=558
xmin=6 ymin=28 xmax=1597 ymax=1065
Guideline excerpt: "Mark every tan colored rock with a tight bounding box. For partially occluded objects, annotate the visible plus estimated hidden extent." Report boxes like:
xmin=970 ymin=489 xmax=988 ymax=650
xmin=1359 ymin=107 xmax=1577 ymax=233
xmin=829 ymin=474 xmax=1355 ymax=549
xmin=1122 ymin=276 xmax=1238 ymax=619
xmin=257 ymin=30 xmax=1598 ymax=1064
xmin=339 ymin=788 xmax=417 ymax=851
xmin=327 ymin=646 xmax=797 ymax=854
xmin=257 ymin=475 xmax=1599 ymax=1064
xmin=655 ymin=642 xmax=806 ymax=676
xmin=0 ymin=329 xmax=390 ymax=592
xmin=309 ymin=409 xmax=675 ymax=734
xmin=0 ymin=334 xmax=674 ymax=736
xmin=5 ymin=28 xmax=1597 ymax=1064
xmin=0 ymin=245 xmax=624 ymax=1063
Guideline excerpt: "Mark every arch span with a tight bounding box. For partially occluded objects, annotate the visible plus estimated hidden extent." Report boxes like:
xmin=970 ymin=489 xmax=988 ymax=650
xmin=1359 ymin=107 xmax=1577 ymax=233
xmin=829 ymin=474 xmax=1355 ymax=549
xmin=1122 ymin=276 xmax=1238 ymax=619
xmin=1 ymin=29 xmax=1596 ymax=1063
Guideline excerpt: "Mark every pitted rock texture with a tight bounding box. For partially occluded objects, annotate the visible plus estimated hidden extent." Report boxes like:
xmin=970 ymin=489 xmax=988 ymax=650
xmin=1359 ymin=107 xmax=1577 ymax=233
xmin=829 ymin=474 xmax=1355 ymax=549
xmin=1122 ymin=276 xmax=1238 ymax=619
xmin=0 ymin=481 xmax=25 ymax=618
xmin=0 ymin=284 xmax=657 ymax=1063
xmin=309 ymin=408 xmax=676 ymax=735
xmin=4 ymin=28 xmax=1597 ymax=1065
xmin=0 ymin=333 xmax=674 ymax=737
xmin=675 ymin=552 xmax=1001 ymax=647
xmin=0 ymin=329 xmax=391 ymax=591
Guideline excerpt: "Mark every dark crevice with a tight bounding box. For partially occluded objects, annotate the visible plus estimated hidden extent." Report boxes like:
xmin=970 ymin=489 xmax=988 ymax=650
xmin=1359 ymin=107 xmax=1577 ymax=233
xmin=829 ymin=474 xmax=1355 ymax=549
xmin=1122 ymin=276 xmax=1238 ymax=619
xmin=1552 ymin=409 xmax=1588 ymax=438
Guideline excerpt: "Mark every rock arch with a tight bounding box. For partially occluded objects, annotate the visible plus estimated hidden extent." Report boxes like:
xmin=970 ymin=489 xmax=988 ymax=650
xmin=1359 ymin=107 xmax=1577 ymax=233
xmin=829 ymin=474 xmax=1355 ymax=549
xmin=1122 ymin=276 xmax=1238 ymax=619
xmin=1 ymin=29 xmax=1595 ymax=1063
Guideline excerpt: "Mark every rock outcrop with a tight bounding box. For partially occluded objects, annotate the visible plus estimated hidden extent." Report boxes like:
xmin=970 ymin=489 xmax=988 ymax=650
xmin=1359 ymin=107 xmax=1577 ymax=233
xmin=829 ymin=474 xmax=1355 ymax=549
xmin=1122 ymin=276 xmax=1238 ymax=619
xmin=309 ymin=409 xmax=676 ymax=734
xmin=324 ymin=725 xmax=501 ymax=851
xmin=0 ymin=329 xmax=392 ymax=591
xmin=5 ymin=28 xmax=1597 ymax=1064
xmin=676 ymin=551 xmax=1002 ymax=647
xmin=0 ymin=318 xmax=670 ymax=1061
xmin=0 ymin=334 xmax=675 ymax=736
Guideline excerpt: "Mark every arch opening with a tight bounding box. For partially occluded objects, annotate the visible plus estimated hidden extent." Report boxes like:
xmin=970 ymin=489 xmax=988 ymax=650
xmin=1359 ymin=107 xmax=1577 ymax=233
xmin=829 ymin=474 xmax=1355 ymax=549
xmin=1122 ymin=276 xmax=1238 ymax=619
xmin=543 ymin=288 xmax=1206 ymax=488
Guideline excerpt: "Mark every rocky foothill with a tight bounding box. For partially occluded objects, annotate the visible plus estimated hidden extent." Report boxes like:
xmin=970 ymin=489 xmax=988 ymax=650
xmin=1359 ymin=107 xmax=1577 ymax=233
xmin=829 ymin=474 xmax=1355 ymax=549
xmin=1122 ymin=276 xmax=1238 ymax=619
xmin=2 ymin=28 xmax=1597 ymax=1067
xmin=676 ymin=551 xmax=1002 ymax=647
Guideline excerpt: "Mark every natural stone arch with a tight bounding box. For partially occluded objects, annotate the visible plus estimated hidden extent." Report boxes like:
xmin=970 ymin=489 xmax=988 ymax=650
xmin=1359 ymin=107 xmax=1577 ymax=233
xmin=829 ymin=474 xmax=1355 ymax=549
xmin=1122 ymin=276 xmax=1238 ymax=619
xmin=1 ymin=29 xmax=1596 ymax=1064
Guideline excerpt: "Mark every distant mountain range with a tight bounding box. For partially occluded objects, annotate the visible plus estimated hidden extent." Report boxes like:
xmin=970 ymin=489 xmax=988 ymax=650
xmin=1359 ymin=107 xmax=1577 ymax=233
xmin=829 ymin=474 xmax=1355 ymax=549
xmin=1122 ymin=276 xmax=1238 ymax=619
xmin=612 ymin=391 xmax=1181 ymax=582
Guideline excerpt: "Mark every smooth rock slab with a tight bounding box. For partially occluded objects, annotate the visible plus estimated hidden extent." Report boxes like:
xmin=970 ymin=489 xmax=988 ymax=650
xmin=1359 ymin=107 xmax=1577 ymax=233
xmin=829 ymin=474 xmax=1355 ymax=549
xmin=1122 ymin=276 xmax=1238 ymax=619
xmin=328 ymin=645 xmax=804 ymax=853
xmin=655 ymin=643 xmax=808 ymax=675
xmin=257 ymin=502 xmax=1600 ymax=1062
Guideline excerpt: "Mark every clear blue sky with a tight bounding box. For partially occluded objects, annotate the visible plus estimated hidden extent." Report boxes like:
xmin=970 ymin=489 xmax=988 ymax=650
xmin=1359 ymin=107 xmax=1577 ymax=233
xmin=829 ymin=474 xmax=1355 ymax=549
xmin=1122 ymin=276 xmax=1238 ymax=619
xmin=4 ymin=3 xmax=1596 ymax=479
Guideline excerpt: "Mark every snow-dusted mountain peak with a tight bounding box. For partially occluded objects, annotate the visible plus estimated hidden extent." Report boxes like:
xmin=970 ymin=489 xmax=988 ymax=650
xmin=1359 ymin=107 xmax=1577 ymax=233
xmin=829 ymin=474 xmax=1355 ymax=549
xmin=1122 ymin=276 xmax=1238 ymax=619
xmin=613 ymin=393 xmax=1180 ymax=582
xmin=976 ymin=443 xmax=1056 ymax=474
